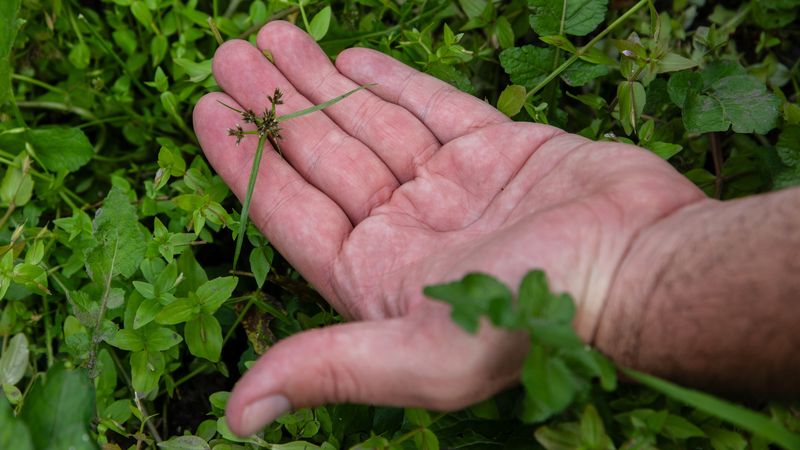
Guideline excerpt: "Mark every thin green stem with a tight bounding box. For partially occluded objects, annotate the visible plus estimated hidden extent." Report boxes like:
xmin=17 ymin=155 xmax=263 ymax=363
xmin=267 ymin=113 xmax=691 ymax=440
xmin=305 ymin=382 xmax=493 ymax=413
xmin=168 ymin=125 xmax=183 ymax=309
xmin=16 ymin=101 xmax=98 ymax=121
xmin=527 ymin=0 xmax=650 ymax=99
xmin=11 ymin=74 xmax=69 ymax=96
xmin=233 ymin=134 xmax=268 ymax=270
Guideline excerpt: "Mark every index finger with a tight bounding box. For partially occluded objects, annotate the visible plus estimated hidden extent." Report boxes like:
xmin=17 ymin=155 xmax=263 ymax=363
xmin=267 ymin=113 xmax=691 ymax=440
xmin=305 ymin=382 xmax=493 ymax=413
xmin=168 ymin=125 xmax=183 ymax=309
xmin=335 ymin=48 xmax=509 ymax=144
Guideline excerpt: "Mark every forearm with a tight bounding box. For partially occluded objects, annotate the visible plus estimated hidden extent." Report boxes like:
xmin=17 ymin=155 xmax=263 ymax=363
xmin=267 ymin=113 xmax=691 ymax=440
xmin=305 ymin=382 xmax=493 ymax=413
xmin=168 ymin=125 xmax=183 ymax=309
xmin=596 ymin=187 xmax=800 ymax=397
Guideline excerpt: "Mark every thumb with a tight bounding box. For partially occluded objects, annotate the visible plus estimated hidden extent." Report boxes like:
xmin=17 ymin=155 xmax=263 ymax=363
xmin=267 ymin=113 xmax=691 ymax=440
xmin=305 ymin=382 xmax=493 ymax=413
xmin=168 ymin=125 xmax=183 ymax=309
xmin=224 ymin=315 xmax=526 ymax=436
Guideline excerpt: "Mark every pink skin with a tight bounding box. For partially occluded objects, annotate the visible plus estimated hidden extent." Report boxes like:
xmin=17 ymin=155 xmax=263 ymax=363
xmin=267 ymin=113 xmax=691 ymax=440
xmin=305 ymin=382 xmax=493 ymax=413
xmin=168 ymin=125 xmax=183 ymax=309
xmin=193 ymin=21 xmax=704 ymax=436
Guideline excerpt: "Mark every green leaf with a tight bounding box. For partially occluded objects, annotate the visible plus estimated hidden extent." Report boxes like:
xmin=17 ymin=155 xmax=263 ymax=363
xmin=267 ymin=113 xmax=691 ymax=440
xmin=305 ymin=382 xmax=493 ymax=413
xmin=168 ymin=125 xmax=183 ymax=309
xmin=0 ymin=0 xmax=22 ymax=106
xmin=196 ymin=276 xmax=238 ymax=314
xmin=521 ymin=346 xmax=578 ymax=423
xmin=277 ymin=85 xmax=370 ymax=122
xmin=158 ymin=435 xmax=211 ymax=450
xmin=68 ymin=41 xmax=91 ymax=69
xmin=0 ymin=333 xmax=28 ymax=386
xmin=617 ymin=80 xmax=646 ymax=135
xmin=656 ymin=52 xmax=698 ymax=73
xmin=174 ymin=58 xmax=213 ymax=83
xmin=308 ymin=6 xmax=332 ymax=41
xmin=413 ymin=428 xmax=440 ymax=450
xmin=184 ymin=313 xmax=223 ymax=362
xmin=0 ymin=395 xmax=33 ymax=450
xmin=667 ymin=71 xmax=703 ymax=107
xmin=424 ymin=273 xmax=513 ymax=333
xmin=26 ymin=127 xmax=94 ymax=173
xmin=249 ymin=246 xmax=273 ymax=289
xmin=144 ymin=326 xmax=182 ymax=352
xmin=645 ymin=141 xmax=683 ymax=160
xmin=499 ymin=46 xmax=554 ymax=90
xmin=130 ymin=350 xmax=164 ymax=393
xmin=107 ymin=329 xmax=145 ymax=352
xmin=86 ymin=185 xmax=147 ymax=282
xmin=405 ymin=408 xmax=431 ymax=427
xmin=623 ymin=368 xmax=800 ymax=449
xmin=579 ymin=405 xmax=612 ymax=449
xmin=683 ymin=75 xmax=781 ymax=134
xmin=150 ymin=34 xmax=168 ymax=66
xmin=131 ymin=1 xmax=154 ymax=30
xmin=529 ymin=0 xmax=609 ymax=37
xmin=535 ymin=422 xmax=581 ymax=450
xmin=777 ymin=125 xmax=800 ymax=167
xmin=20 ymin=364 xmax=98 ymax=450
xmin=495 ymin=16 xmax=515 ymax=49
xmin=561 ymin=59 xmax=609 ymax=87
xmin=497 ymin=85 xmax=527 ymax=117
xmin=662 ymin=414 xmax=705 ymax=440
xmin=0 ymin=153 xmax=33 ymax=207
xmin=706 ymin=427 xmax=748 ymax=450
xmin=459 ymin=0 xmax=488 ymax=18
xmin=155 ymin=298 xmax=197 ymax=325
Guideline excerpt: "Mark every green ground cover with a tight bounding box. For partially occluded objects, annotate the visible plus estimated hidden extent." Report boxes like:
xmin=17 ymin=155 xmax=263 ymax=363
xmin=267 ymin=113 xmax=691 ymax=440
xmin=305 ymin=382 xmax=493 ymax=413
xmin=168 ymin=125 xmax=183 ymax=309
xmin=1 ymin=0 xmax=799 ymax=448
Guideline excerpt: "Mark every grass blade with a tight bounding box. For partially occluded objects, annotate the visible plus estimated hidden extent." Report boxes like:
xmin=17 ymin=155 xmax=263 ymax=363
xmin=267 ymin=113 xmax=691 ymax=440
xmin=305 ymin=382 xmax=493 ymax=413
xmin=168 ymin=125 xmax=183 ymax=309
xmin=276 ymin=84 xmax=373 ymax=122
xmin=622 ymin=368 xmax=800 ymax=449
xmin=233 ymin=134 xmax=268 ymax=270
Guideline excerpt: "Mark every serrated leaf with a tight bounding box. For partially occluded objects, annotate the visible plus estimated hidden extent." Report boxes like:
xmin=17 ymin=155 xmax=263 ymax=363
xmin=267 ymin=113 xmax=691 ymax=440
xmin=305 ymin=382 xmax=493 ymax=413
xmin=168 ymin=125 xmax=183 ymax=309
xmin=20 ymin=364 xmax=98 ymax=450
xmin=86 ymin=185 xmax=147 ymax=282
xmin=561 ymin=59 xmax=609 ymax=87
xmin=308 ymin=6 xmax=332 ymax=41
xmin=529 ymin=0 xmax=609 ymax=37
xmin=499 ymin=46 xmax=554 ymax=89
xmin=185 ymin=313 xmax=222 ymax=362
xmin=424 ymin=273 xmax=513 ymax=333
xmin=683 ymin=75 xmax=780 ymax=135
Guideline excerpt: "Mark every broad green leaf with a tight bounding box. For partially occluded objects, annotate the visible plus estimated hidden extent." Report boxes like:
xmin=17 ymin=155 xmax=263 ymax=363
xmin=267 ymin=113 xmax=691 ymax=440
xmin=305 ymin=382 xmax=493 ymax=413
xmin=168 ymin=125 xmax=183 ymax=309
xmin=0 ymin=153 xmax=33 ymax=207
xmin=0 ymin=333 xmax=28 ymax=386
xmin=562 ymin=60 xmax=609 ymax=87
xmin=776 ymin=126 xmax=800 ymax=167
xmin=645 ymin=141 xmax=683 ymax=160
xmin=68 ymin=41 xmax=91 ymax=69
xmin=249 ymin=246 xmax=273 ymax=289
xmin=499 ymin=46 xmax=553 ymax=89
xmin=520 ymin=346 xmax=578 ymax=423
xmin=535 ymin=422 xmax=581 ymax=450
xmin=667 ymin=71 xmax=703 ymax=107
xmin=130 ymin=350 xmax=164 ymax=393
xmin=86 ymin=185 xmax=147 ymax=282
xmin=196 ymin=276 xmax=238 ymax=313
xmin=131 ymin=1 xmax=154 ymax=30
xmin=107 ymin=329 xmax=145 ymax=352
xmin=497 ymin=85 xmax=527 ymax=117
xmin=706 ymin=427 xmax=747 ymax=450
xmin=529 ymin=0 xmax=608 ymax=37
xmin=308 ymin=6 xmax=332 ymax=41
xmin=26 ymin=127 xmax=94 ymax=173
xmin=405 ymin=408 xmax=431 ymax=427
xmin=158 ymin=435 xmax=211 ymax=450
xmin=413 ymin=428 xmax=440 ymax=450
xmin=495 ymin=16 xmax=515 ymax=49
xmin=683 ymin=75 xmax=780 ymax=134
xmin=184 ymin=313 xmax=222 ymax=362
xmin=155 ymin=298 xmax=197 ymax=325
xmin=174 ymin=58 xmax=212 ymax=83
xmin=618 ymin=80 xmax=646 ymax=135
xmin=424 ymin=273 xmax=513 ymax=333
xmin=0 ymin=0 xmax=22 ymax=106
xmin=459 ymin=0 xmax=488 ymax=18
xmin=144 ymin=326 xmax=182 ymax=352
xmin=662 ymin=414 xmax=705 ymax=439
xmin=0 ymin=395 xmax=33 ymax=450
xmin=20 ymin=364 xmax=98 ymax=450
xmin=656 ymin=52 xmax=698 ymax=73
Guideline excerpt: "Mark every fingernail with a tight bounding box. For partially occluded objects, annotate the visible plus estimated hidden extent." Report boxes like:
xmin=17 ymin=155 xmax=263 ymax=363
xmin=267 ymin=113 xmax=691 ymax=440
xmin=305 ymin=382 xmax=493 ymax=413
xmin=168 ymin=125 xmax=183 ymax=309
xmin=238 ymin=395 xmax=291 ymax=436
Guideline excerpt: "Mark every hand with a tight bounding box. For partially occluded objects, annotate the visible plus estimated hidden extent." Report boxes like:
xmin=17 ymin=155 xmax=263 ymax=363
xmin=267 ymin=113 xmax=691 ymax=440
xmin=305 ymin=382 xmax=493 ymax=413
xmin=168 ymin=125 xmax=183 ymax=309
xmin=193 ymin=21 xmax=704 ymax=436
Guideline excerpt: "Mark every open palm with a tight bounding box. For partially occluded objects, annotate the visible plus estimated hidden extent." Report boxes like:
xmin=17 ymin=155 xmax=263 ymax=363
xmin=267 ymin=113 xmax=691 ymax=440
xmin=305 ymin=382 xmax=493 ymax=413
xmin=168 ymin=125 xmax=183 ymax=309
xmin=193 ymin=21 xmax=704 ymax=436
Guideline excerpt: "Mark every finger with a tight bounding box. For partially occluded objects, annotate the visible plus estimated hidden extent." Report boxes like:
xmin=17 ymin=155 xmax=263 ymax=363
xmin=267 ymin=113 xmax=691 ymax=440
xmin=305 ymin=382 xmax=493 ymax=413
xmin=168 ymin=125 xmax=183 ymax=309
xmin=193 ymin=92 xmax=352 ymax=311
xmin=257 ymin=21 xmax=440 ymax=182
xmin=336 ymin=47 xmax=510 ymax=144
xmin=224 ymin=313 xmax=527 ymax=437
xmin=212 ymin=39 xmax=399 ymax=224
